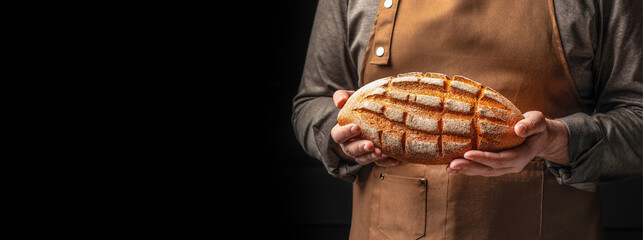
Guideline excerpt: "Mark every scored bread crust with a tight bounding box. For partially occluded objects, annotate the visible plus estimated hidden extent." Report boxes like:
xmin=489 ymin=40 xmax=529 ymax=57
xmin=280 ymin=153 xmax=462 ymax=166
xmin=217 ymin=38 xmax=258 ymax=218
xmin=337 ymin=72 xmax=525 ymax=165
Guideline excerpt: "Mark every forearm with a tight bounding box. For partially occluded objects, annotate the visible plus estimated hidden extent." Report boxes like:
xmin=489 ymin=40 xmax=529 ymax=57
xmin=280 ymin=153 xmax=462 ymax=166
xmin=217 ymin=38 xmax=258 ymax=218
xmin=292 ymin=96 xmax=338 ymax=162
xmin=292 ymin=96 xmax=364 ymax=181
xmin=553 ymin=107 xmax=643 ymax=186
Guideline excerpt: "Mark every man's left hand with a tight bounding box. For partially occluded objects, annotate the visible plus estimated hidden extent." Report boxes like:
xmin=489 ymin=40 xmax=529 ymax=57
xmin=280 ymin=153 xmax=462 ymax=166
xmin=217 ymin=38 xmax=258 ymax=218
xmin=446 ymin=111 xmax=570 ymax=176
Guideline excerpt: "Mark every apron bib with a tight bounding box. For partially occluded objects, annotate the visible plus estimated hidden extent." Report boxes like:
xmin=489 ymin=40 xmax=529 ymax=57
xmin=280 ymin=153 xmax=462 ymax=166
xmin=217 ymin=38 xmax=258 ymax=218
xmin=350 ymin=0 xmax=602 ymax=239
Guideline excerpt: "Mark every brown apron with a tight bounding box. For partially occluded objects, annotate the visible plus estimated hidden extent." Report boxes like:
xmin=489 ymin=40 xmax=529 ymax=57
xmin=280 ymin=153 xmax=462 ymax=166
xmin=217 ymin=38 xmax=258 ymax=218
xmin=350 ymin=0 xmax=602 ymax=239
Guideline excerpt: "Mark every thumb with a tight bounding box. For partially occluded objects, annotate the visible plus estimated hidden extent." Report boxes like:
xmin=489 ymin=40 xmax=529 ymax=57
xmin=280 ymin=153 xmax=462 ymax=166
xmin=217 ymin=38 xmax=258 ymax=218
xmin=515 ymin=111 xmax=547 ymax=137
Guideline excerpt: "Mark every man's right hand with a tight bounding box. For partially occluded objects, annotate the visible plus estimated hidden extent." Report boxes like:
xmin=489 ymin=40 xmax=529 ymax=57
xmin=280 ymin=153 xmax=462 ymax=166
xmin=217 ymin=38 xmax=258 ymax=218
xmin=331 ymin=90 xmax=400 ymax=167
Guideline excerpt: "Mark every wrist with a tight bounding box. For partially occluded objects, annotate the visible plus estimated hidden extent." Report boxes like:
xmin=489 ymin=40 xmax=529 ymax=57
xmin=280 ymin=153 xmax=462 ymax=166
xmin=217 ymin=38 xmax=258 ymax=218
xmin=538 ymin=119 xmax=570 ymax=166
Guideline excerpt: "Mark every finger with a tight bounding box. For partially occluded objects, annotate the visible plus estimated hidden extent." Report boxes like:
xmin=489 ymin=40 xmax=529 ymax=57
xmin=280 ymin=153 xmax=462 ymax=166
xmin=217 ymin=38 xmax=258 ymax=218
xmin=447 ymin=159 xmax=517 ymax=176
xmin=374 ymin=157 xmax=399 ymax=167
xmin=341 ymin=139 xmax=376 ymax=157
xmin=515 ymin=111 xmax=547 ymax=137
xmin=465 ymin=142 xmax=535 ymax=167
xmin=354 ymin=148 xmax=388 ymax=165
xmin=331 ymin=123 xmax=360 ymax=144
xmin=333 ymin=90 xmax=356 ymax=108
xmin=463 ymin=150 xmax=520 ymax=169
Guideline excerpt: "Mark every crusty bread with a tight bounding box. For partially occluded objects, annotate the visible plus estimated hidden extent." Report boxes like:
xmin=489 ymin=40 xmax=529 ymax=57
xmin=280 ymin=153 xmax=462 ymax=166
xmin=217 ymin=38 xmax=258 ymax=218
xmin=337 ymin=72 xmax=525 ymax=165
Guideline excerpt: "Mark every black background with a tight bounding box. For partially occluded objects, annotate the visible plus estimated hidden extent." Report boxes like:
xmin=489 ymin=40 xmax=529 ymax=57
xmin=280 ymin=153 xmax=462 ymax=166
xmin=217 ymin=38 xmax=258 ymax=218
xmin=256 ymin=0 xmax=642 ymax=239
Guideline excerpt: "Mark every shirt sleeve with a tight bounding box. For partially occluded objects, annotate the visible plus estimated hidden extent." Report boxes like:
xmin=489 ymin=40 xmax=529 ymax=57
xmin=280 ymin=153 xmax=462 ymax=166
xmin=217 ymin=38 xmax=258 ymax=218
xmin=292 ymin=0 xmax=364 ymax=182
xmin=548 ymin=0 xmax=642 ymax=191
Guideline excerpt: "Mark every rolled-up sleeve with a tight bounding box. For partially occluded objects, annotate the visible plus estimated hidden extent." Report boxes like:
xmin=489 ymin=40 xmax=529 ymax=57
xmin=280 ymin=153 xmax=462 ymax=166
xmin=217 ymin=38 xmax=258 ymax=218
xmin=548 ymin=0 xmax=642 ymax=191
xmin=292 ymin=0 xmax=364 ymax=181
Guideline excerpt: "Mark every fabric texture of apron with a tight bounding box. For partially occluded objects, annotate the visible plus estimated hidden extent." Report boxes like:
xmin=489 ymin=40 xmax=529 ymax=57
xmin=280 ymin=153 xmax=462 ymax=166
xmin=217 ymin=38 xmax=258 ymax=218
xmin=350 ymin=0 xmax=602 ymax=239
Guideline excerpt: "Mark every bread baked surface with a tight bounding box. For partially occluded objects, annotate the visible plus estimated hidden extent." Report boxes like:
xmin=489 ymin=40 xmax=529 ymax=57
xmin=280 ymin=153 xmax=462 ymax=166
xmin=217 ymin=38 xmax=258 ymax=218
xmin=337 ymin=72 xmax=525 ymax=165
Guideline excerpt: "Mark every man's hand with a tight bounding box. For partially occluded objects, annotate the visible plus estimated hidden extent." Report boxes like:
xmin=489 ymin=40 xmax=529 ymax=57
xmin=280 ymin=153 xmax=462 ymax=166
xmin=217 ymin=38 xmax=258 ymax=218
xmin=331 ymin=90 xmax=400 ymax=167
xmin=446 ymin=111 xmax=570 ymax=176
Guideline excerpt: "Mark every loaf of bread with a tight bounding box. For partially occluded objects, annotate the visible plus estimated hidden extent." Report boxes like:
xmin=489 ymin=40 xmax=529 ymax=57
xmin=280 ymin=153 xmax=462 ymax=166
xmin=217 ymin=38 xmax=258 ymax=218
xmin=337 ymin=72 xmax=525 ymax=165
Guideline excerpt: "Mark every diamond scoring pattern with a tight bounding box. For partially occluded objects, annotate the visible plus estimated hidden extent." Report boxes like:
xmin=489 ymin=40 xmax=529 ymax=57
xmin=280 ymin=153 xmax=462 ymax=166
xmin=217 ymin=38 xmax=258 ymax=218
xmin=354 ymin=72 xmax=513 ymax=157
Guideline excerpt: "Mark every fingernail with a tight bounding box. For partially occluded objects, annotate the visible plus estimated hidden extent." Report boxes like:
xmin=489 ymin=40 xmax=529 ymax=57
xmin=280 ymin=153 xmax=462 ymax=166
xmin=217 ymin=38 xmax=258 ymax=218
xmin=516 ymin=124 xmax=526 ymax=135
xmin=449 ymin=163 xmax=461 ymax=170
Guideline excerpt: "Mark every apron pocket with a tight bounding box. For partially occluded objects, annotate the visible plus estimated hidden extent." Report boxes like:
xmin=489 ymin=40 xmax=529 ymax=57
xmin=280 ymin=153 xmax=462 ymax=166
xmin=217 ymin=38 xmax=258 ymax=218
xmin=378 ymin=173 xmax=427 ymax=240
